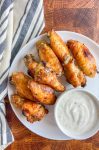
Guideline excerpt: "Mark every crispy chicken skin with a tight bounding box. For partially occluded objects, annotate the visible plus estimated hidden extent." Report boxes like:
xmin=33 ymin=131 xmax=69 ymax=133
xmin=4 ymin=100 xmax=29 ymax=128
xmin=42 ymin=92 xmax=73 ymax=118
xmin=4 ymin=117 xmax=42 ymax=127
xmin=10 ymin=72 xmax=33 ymax=100
xmin=28 ymin=80 xmax=56 ymax=105
xmin=36 ymin=40 xmax=63 ymax=76
xmin=63 ymin=58 xmax=86 ymax=87
xmin=11 ymin=94 xmax=48 ymax=123
xmin=11 ymin=94 xmax=25 ymax=108
xmin=24 ymin=54 xmax=65 ymax=92
xmin=48 ymin=30 xmax=86 ymax=87
xmin=67 ymin=40 xmax=96 ymax=77
xmin=48 ymin=30 xmax=70 ymax=62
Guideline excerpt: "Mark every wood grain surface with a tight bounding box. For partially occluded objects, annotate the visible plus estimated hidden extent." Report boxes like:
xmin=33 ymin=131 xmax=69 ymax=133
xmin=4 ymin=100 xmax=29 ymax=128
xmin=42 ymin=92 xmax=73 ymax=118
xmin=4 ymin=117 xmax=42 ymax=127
xmin=6 ymin=0 xmax=99 ymax=150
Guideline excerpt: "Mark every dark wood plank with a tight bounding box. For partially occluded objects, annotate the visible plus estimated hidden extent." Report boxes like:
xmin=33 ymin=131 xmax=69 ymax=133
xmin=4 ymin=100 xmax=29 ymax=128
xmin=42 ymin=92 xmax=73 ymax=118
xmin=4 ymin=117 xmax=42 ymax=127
xmin=6 ymin=0 xmax=99 ymax=149
xmin=44 ymin=6 xmax=98 ymax=40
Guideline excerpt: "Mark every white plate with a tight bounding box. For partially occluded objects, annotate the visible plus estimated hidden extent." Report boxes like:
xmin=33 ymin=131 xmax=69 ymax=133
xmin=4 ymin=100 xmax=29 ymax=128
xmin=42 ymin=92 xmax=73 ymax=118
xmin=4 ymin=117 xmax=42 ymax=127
xmin=8 ymin=31 xmax=99 ymax=140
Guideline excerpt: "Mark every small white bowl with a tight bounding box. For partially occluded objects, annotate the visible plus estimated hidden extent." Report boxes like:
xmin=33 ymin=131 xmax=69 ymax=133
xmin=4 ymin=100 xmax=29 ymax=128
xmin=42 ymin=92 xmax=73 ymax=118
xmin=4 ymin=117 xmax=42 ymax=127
xmin=54 ymin=89 xmax=99 ymax=140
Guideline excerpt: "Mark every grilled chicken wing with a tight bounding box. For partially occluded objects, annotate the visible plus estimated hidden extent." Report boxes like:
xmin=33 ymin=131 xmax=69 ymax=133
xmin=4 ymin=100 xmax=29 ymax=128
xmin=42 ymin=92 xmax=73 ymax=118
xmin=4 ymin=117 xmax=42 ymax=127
xmin=24 ymin=54 xmax=65 ymax=92
xmin=28 ymin=80 xmax=56 ymax=105
xmin=36 ymin=40 xmax=63 ymax=76
xmin=67 ymin=40 xmax=96 ymax=77
xmin=63 ymin=58 xmax=86 ymax=87
xmin=48 ymin=30 xmax=70 ymax=62
xmin=11 ymin=94 xmax=48 ymax=123
xmin=10 ymin=72 xmax=33 ymax=101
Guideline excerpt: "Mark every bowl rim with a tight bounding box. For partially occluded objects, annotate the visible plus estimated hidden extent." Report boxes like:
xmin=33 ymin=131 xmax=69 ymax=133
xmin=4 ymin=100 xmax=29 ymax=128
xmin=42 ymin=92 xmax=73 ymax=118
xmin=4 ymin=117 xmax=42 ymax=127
xmin=54 ymin=88 xmax=99 ymax=140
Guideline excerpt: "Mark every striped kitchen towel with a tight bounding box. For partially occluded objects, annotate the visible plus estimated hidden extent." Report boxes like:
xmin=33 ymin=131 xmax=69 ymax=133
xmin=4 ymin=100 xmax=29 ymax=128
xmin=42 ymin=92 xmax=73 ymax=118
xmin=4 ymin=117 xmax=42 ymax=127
xmin=0 ymin=0 xmax=45 ymax=149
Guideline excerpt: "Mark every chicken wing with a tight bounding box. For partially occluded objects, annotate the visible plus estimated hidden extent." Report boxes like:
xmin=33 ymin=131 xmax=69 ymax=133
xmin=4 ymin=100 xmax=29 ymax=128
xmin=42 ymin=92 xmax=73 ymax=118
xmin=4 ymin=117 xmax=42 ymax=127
xmin=67 ymin=40 xmax=96 ymax=77
xmin=28 ymin=80 xmax=56 ymax=105
xmin=11 ymin=94 xmax=48 ymax=123
xmin=48 ymin=30 xmax=70 ymax=62
xmin=10 ymin=72 xmax=33 ymax=101
xmin=11 ymin=94 xmax=25 ymax=108
xmin=24 ymin=54 xmax=65 ymax=92
xmin=63 ymin=58 xmax=86 ymax=87
xmin=36 ymin=40 xmax=63 ymax=76
xmin=48 ymin=30 xmax=86 ymax=87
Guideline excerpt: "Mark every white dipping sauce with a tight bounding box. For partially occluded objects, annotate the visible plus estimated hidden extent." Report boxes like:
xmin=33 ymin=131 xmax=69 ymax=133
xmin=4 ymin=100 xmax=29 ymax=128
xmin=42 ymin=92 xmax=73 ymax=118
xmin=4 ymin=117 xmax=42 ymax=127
xmin=55 ymin=91 xmax=99 ymax=136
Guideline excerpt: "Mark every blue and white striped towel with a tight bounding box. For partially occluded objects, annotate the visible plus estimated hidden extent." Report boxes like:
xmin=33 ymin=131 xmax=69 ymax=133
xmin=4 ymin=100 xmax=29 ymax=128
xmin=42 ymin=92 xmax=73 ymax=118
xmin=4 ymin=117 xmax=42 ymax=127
xmin=0 ymin=0 xmax=45 ymax=149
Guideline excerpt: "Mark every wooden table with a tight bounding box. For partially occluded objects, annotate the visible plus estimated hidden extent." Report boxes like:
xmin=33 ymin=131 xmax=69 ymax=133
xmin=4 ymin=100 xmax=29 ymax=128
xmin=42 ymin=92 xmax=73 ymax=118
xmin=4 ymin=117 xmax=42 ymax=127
xmin=6 ymin=0 xmax=99 ymax=149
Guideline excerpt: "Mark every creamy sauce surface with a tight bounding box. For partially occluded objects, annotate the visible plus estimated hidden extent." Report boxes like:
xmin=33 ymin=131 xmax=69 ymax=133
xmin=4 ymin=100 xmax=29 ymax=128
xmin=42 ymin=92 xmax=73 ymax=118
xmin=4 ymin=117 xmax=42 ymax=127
xmin=56 ymin=91 xmax=99 ymax=135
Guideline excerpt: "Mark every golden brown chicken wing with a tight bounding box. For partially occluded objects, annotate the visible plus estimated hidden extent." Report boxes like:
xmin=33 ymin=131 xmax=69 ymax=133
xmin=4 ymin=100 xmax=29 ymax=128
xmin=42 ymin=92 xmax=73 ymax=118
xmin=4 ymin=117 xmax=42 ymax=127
xmin=28 ymin=80 xmax=56 ymax=105
xmin=63 ymin=58 xmax=86 ymax=87
xmin=48 ymin=30 xmax=70 ymax=62
xmin=11 ymin=94 xmax=25 ymax=108
xmin=67 ymin=40 xmax=96 ymax=77
xmin=36 ymin=40 xmax=63 ymax=76
xmin=11 ymin=94 xmax=48 ymax=123
xmin=48 ymin=30 xmax=86 ymax=87
xmin=10 ymin=72 xmax=33 ymax=101
xmin=24 ymin=54 xmax=65 ymax=92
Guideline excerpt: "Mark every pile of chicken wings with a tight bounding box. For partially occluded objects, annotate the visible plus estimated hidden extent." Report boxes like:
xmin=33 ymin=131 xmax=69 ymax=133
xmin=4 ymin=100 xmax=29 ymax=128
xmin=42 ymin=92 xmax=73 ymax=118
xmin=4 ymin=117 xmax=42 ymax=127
xmin=10 ymin=30 xmax=96 ymax=123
